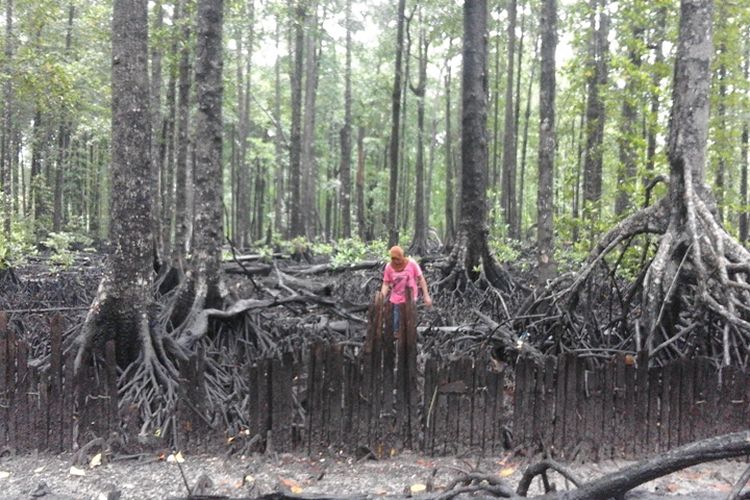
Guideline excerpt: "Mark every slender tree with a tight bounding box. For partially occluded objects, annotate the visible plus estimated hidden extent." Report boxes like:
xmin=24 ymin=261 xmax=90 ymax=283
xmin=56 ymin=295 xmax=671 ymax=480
xmin=289 ymin=0 xmax=305 ymax=237
xmin=582 ymin=0 xmax=609 ymax=224
xmin=172 ymin=0 xmax=193 ymax=267
xmin=190 ymin=0 xmax=225 ymax=306
xmin=1 ymin=0 xmax=13 ymax=239
xmin=741 ymin=35 xmax=749 ymax=243
xmin=409 ymin=9 xmax=430 ymax=255
xmin=338 ymin=0 xmax=353 ymax=239
xmin=537 ymin=0 xmax=556 ymax=283
xmin=387 ymin=0 xmax=407 ymax=247
xmin=500 ymin=0 xmax=518 ymax=238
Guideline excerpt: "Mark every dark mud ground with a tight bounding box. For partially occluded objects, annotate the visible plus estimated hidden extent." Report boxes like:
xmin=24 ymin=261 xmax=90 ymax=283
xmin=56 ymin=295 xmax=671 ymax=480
xmin=0 ymin=450 xmax=747 ymax=499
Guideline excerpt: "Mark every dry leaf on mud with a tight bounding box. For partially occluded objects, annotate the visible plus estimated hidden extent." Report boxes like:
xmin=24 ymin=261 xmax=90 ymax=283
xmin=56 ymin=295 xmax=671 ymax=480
xmin=664 ymin=483 xmax=679 ymax=493
xmin=279 ymin=476 xmax=303 ymax=493
xmin=69 ymin=466 xmax=86 ymax=477
xmin=499 ymin=467 xmax=515 ymax=478
xmin=89 ymin=453 xmax=102 ymax=469
xmin=167 ymin=452 xmax=185 ymax=463
xmin=0 ymin=471 xmax=10 ymax=480
xmin=410 ymin=483 xmax=427 ymax=494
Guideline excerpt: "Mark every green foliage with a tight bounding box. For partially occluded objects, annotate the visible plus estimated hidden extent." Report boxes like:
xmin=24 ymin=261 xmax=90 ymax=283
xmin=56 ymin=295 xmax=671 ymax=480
xmin=0 ymin=220 xmax=37 ymax=269
xmin=42 ymin=231 xmax=93 ymax=267
xmin=330 ymin=238 xmax=387 ymax=267
xmin=488 ymin=236 xmax=521 ymax=264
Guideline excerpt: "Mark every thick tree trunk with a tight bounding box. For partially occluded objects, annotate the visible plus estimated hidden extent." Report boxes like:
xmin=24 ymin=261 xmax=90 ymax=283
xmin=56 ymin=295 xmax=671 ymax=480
xmin=441 ymin=0 xmax=507 ymax=291
xmin=386 ymin=0 xmax=406 ymax=247
xmin=77 ymin=0 xmax=153 ymax=369
xmin=273 ymin=22 xmax=284 ymax=237
xmin=537 ymin=0 xmax=556 ymax=284
xmin=160 ymin=32 xmax=178 ymax=258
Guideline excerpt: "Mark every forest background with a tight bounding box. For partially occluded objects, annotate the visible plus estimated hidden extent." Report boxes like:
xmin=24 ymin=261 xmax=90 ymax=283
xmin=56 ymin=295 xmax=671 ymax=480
xmin=1 ymin=0 xmax=748 ymax=271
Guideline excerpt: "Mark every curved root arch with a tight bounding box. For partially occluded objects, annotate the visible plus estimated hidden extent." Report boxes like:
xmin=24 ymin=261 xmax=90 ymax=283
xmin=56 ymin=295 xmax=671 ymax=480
xmin=517 ymin=191 xmax=750 ymax=367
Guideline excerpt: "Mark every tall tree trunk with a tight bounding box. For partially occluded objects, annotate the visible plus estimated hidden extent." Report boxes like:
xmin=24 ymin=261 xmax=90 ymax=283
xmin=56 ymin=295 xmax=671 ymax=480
xmin=52 ymin=5 xmax=75 ymax=234
xmin=76 ymin=0 xmax=153 ymax=369
xmin=409 ymin=12 xmax=429 ymax=255
xmin=615 ymin=25 xmax=644 ymax=216
xmin=237 ymin=0 xmax=254 ymax=247
xmin=442 ymin=0 xmax=507 ymax=291
xmin=582 ymin=0 xmax=609 ymax=223
xmin=190 ymin=0 xmax=225 ymax=306
xmin=645 ymin=7 xmax=666 ymax=179
xmin=500 ymin=0 xmax=518 ymax=238
xmin=151 ymin=0 xmax=164 ymax=265
xmin=386 ymin=0 xmax=406 ymax=247
xmin=740 ymin=35 xmax=749 ymax=244
xmin=273 ymin=22 xmax=285 ymax=237
xmin=288 ymin=0 xmax=305 ymax=237
xmin=443 ymin=59 xmax=455 ymax=248
xmin=714 ymin=44 xmax=727 ymax=223
xmin=537 ymin=0 xmax=556 ymax=284
xmin=160 ymin=27 xmax=178 ymax=258
xmin=1 ymin=0 xmax=12 ymax=239
xmin=338 ymin=0 xmax=353 ymax=239
xmin=301 ymin=1 xmax=319 ymax=239
xmin=355 ymin=126 xmax=366 ymax=240
xmin=491 ymin=16 xmax=501 ymax=198
xmin=173 ymin=0 xmax=192 ymax=266
xmin=518 ymin=33 xmax=539 ymax=240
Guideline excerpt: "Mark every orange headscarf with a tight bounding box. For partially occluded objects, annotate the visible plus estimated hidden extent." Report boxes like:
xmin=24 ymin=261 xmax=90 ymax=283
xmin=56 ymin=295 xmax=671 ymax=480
xmin=389 ymin=245 xmax=407 ymax=272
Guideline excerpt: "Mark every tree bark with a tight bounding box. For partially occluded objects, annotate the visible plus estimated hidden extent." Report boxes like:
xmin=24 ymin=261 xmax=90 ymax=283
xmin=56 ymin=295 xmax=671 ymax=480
xmin=356 ymin=126 xmax=366 ymax=240
xmin=191 ymin=0 xmax=225 ymax=305
xmin=301 ymin=1 xmax=320 ymax=239
xmin=443 ymin=58 xmax=455 ymax=248
xmin=77 ymin=0 xmax=153 ymax=368
xmin=386 ymin=0 xmax=406 ymax=247
xmin=500 ymin=0 xmax=518 ymax=239
xmin=741 ymin=34 xmax=749 ymax=243
xmin=441 ymin=0 xmax=507 ymax=291
xmin=615 ymin=23 xmax=643 ymax=216
xmin=409 ymin=11 xmax=429 ymax=255
xmin=536 ymin=0 xmax=556 ymax=285
xmin=172 ymin=0 xmax=193 ymax=267
xmin=338 ymin=0 xmax=353 ymax=239
xmin=582 ymin=0 xmax=609 ymax=223
xmin=150 ymin=0 xmax=164 ymax=264
xmin=1 ymin=0 xmax=13 ymax=239
xmin=288 ymin=0 xmax=305 ymax=237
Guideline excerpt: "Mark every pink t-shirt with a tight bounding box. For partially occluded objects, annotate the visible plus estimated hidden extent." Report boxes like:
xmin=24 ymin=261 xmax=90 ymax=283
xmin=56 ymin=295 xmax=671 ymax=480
xmin=383 ymin=258 xmax=422 ymax=304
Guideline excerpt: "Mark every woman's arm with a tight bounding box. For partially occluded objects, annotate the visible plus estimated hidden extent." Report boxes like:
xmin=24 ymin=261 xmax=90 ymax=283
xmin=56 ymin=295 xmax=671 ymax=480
xmin=418 ymin=275 xmax=432 ymax=307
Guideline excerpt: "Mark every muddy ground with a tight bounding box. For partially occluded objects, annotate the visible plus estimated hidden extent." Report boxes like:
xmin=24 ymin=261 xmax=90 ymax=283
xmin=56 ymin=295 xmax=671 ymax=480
xmin=0 ymin=449 xmax=747 ymax=499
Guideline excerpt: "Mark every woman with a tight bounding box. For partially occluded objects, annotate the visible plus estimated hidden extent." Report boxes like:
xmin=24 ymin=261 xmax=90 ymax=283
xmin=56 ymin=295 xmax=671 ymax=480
xmin=380 ymin=246 xmax=432 ymax=333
